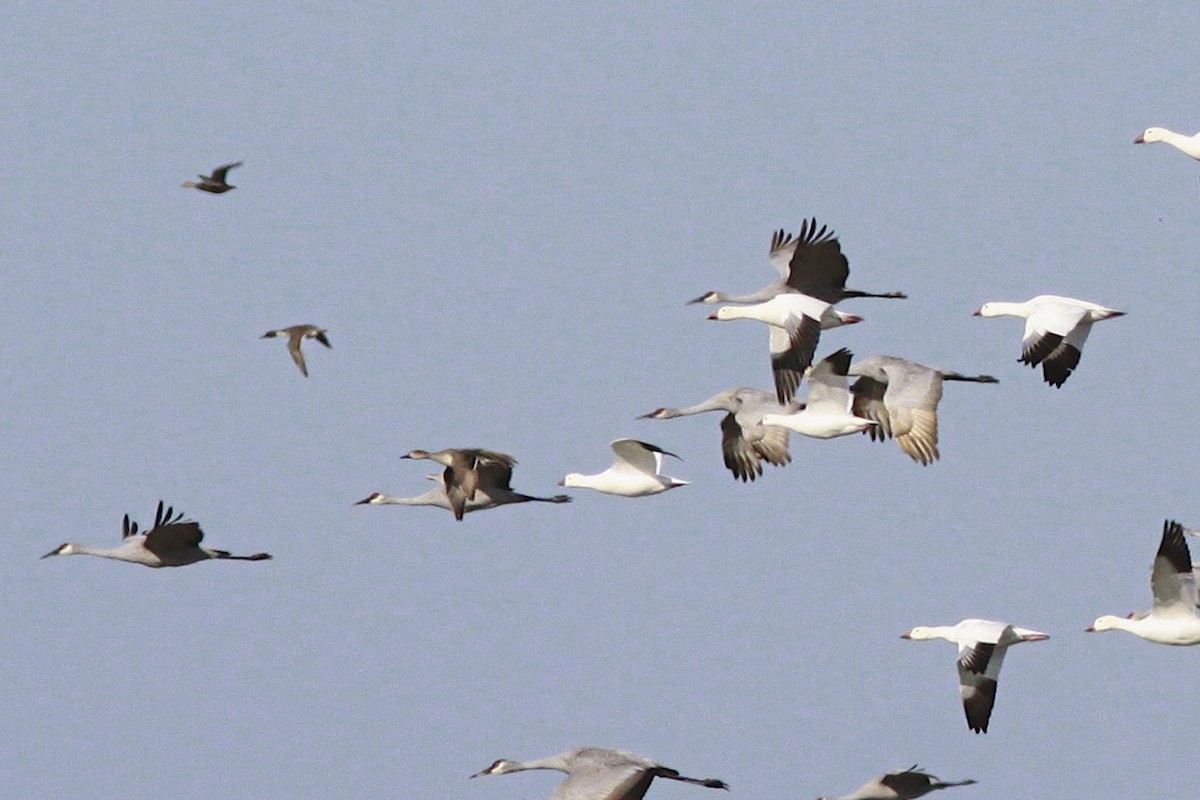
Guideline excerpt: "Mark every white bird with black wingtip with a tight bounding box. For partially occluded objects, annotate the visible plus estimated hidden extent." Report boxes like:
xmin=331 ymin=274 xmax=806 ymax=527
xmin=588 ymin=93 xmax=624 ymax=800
xmin=559 ymin=439 xmax=688 ymax=497
xmin=900 ymin=618 xmax=1049 ymax=734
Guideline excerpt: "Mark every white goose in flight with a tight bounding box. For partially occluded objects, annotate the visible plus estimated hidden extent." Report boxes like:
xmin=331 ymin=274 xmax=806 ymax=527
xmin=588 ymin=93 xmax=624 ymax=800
xmin=1087 ymin=520 xmax=1200 ymax=645
xmin=559 ymin=439 xmax=689 ymax=496
xmin=901 ymin=618 xmax=1049 ymax=733
xmin=1134 ymin=127 xmax=1200 ymax=160
xmin=759 ymin=349 xmax=876 ymax=438
xmin=974 ymin=295 xmax=1123 ymax=387
xmin=708 ymin=294 xmax=861 ymax=403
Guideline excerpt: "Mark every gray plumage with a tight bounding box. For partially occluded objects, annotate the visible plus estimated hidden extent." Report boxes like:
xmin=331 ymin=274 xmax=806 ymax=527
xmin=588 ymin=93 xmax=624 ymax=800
xmin=400 ymin=448 xmax=553 ymax=520
xmin=470 ymin=747 xmax=728 ymax=800
xmin=817 ymin=766 xmax=977 ymax=800
xmin=41 ymin=500 xmax=271 ymax=568
xmin=848 ymin=356 xmax=997 ymax=465
xmin=640 ymin=387 xmax=792 ymax=481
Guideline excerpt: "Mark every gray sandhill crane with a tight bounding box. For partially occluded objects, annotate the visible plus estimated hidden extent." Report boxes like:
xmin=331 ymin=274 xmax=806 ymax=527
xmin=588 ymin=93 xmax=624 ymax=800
xmin=847 ymin=355 xmax=997 ymax=465
xmin=640 ymin=387 xmax=791 ymax=482
xmin=689 ymin=217 xmax=906 ymax=305
xmin=817 ymin=766 xmax=976 ymax=800
xmin=181 ymin=161 xmax=242 ymax=193
xmin=41 ymin=501 xmax=271 ymax=568
xmin=470 ymin=747 xmax=728 ymax=800
xmin=400 ymin=448 xmax=555 ymax=520
xmin=356 ymin=472 xmax=570 ymax=513
xmin=262 ymin=324 xmax=331 ymax=377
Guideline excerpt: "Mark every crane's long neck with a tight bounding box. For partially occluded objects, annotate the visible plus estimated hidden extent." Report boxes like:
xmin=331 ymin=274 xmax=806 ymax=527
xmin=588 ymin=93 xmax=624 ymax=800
xmin=660 ymin=398 xmax=731 ymax=417
xmin=504 ymin=755 xmax=571 ymax=774
xmin=380 ymin=491 xmax=448 ymax=507
xmin=69 ymin=544 xmax=130 ymax=561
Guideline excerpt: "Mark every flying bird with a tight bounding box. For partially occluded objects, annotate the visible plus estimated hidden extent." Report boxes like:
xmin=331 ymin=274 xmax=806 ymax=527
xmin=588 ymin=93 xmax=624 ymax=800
xmin=181 ymin=161 xmax=242 ymax=193
xmin=817 ymin=766 xmax=977 ymax=800
xmin=356 ymin=472 xmax=570 ymax=514
xmin=848 ymin=356 xmax=997 ymax=465
xmin=262 ymin=325 xmax=331 ymax=377
xmin=1087 ymin=520 xmax=1200 ymax=645
xmin=640 ymin=387 xmax=792 ymax=482
xmin=401 ymin=448 xmax=554 ymax=521
xmin=974 ymin=295 xmax=1123 ymax=387
xmin=41 ymin=500 xmax=271 ymax=568
xmin=469 ymin=747 xmax=728 ymax=800
xmin=559 ymin=439 xmax=689 ymax=496
xmin=901 ymin=618 xmax=1048 ymax=733
xmin=708 ymin=293 xmax=861 ymax=403
xmin=689 ymin=217 xmax=906 ymax=305
xmin=759 ymin=349 xmax=876 ymax=439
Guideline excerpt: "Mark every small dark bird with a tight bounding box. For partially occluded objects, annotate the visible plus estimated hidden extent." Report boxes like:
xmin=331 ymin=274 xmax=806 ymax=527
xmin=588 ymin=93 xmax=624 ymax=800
xmin=182 ymin=161 xmax=242 ymax=193
xmin=262 ymin=325 xmax=331 ymax=377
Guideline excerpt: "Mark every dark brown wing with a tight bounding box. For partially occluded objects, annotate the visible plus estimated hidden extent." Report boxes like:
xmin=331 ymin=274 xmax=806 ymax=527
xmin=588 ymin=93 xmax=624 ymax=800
xmin=782 ymin=218 xmax=849 ymax=298
xmin=210 ymin=161 xmax=242 ymax=184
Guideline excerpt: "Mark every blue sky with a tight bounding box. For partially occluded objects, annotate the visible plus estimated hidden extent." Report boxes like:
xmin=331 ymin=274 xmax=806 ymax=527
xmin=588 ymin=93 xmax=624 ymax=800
xmin=4 ymin=4 xmax=1200 ymax=798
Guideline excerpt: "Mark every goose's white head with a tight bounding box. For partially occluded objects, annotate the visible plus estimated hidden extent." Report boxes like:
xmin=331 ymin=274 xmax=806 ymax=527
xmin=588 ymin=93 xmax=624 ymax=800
xmin=1134 ymin=127 xmax=1169 ymax=144
xmin=558 ymin=473 xmax=586 ymax=488
xmin=707 ymin=307 xmax=743 ymax=321
xmin=1085 ymin=615 xmax=1123 ymax=633
xmin=900 ymin=626 xmax=937 ymax=640
xmin=973 ymin=302 xmax=1003 ymax=317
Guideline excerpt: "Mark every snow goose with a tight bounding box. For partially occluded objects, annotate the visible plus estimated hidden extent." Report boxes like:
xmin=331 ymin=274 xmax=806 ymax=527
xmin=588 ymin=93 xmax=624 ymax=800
xmin=1086 ymin=520 xmax=1200 ymax=645
xmin=817 ymin=766 xmax=976 ymax=800
xmin=708 ymin=294 xmax=862 ymax=403
xmin=41 ymin=500 xmax=271 ymax=568
xmin=848 ymin=356 xmax=997 ymax=465
xmin=470 ymin=747 xmax=728 ymax=799
xmin=1134 ymin=127 xmax=1200 ymax=160
xmin=689 ymin=217 xmax=906 ymax=305
xmin=559 ymin=439 xmax=689 ymax=496
xmin=901 ymin=618 xmax=1049 ymax=733
xmin=759 ymin=349 xmax=876 ymax=438
xmin=639 ymin=387 xmax=792 ymax=482
xmin=181 ymin=161 xmax=242 ymax=193
xmin=973 ymin=295 xmax=1123 ymax=387
xmin=262 ymin=324 xmax=331 ymax=377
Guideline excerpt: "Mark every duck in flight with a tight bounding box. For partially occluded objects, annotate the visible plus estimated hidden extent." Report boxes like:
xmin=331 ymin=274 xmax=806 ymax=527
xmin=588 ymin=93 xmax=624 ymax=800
xmin=181 ymin=161 xmax=242 ymax=193
xmin=262 ymin=325 xmax=331 ymax=377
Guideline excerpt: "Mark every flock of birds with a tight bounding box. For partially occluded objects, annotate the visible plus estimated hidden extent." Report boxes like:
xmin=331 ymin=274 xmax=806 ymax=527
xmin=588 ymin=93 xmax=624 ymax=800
xmin=37 ymin=130 xmax=1200 ymax=799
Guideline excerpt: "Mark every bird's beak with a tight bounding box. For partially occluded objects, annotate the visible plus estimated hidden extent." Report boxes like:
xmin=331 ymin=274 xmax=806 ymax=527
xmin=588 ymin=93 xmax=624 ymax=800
xmin=400 ymin=454 xmax=412 ymax=460
xmin=1084 ymin=625 xmax=1096 ymax=632
xmin=686 ymin=293 xmax=709 ymax=305
xmin=971 ymin=308 xmax=982 ymax=316
xmin=40 ymin=549 xmax=59 ymax=559
xmin=1134 ymin=133 xmax=1145 ymax=144
xmin=468 ymin=769 xmax=489 ymax=779
xmin=840 ymin=314 xmax=863 ymax=325
xmin=556 ymin=479 xmax=565 ymax=486
xmin=706 ymin=313 xmax=719 ymax=320
xmin=899 ymin=631 xmax=912 ymax=639
xmin=353 ymin=496 xmax=372 ymax=505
